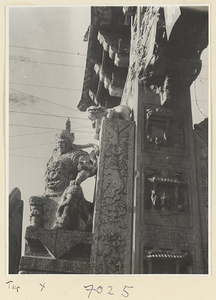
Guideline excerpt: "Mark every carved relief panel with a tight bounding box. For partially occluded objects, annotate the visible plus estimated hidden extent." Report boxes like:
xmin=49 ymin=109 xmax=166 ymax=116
xmin=144 ymin=169 xmax=190 ymax=213
xmin=90 ymin=118 xmax=134 ymax=274
xmin=140 ymin=234 xmax=195 ymax=274
xmin=142 ymin=247 xmax=193 ymax=274
xmin=144 ymin=106 xmax=186 ymax=155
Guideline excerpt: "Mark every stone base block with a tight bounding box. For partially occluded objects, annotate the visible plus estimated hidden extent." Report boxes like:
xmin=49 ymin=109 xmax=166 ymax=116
xmin=25 ymin=226 xmax=92 ymax=259
xmin=19 ymin=256 xmax=91 ymax=274
xmin=20 ymin=226 xmax=93 ymax=273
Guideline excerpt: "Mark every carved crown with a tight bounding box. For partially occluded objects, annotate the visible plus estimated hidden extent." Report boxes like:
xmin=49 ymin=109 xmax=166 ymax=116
xmin=55 ymin=130 xmax=75 ymax=144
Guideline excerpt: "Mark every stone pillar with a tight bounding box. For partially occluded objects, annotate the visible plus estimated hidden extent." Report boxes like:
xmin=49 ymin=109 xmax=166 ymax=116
xmin=127 ymin=6 xmax=208 ymax=274
xmin=194 ymin=119 xmax=208 ymax=273
xmin=90 ymin=118 xmax=134 ymax=274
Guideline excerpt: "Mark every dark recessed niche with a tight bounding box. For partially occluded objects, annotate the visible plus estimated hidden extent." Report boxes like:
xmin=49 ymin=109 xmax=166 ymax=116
xmin=145 ymin=107 xmax=185 ymax=151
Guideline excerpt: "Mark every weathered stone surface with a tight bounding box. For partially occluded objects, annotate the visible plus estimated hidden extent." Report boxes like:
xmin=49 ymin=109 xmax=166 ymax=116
xmin=24 ymin=226 xmax=92 ymax=259
xmin=20 ymin=226 xmax=93 ymax=274
xmin=90 ymin=118 xmax=134 ymax=274
xmin=143 ymin=211 xmax=191 ymax=228
xmin=142 ymin=227 xmax=195 ymax=243
xmin=19 ymin=256 xmax=91 ymax=274
xmin=9 ymin=188 xmax=23 ymax=274
xmin=42 ymin=196 xmax=60 ymax=228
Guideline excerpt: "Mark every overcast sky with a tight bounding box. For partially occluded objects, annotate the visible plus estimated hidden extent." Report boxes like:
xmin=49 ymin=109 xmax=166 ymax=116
xmin=8 ymin=7 xmax=96 ymax=208
xmin=8 ymin=6 xmax=208 ymax=226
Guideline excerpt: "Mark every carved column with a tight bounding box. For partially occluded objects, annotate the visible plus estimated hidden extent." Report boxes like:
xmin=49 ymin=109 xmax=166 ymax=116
xmin=90 ymin=118 xmax=134 ymax=274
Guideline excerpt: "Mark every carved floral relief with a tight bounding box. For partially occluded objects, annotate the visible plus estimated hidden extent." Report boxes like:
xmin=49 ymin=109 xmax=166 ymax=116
xmin=91 ymin=119 xmax=134 ymax=273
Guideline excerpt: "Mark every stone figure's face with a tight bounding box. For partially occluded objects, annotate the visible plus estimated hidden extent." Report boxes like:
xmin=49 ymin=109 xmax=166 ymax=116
xmin=57 ymin=138 xmax=67 ymax=154
xmin=45 ymin=161 xmax=70 ymax=194
xmin=77 ymin=155 xmax=91 ymax=172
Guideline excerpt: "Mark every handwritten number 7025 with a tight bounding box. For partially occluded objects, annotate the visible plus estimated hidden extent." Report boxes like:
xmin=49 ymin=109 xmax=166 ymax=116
xmin=84 ymin=285 xmax=133 ymax=298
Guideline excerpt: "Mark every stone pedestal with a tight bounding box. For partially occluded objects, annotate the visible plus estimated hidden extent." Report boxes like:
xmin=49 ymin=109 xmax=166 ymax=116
xmin=90 ymin=118 xmax=134 ymax=274
xmin=19 ymin=227 xmax=92 ymax=274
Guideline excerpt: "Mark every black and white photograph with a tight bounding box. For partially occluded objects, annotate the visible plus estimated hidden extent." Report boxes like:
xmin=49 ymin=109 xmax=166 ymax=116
xmin=7 ymin=3 xmax=209 ymax=282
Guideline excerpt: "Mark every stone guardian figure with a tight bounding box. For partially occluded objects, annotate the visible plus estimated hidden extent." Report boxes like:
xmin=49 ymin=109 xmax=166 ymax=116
xmin=29 ymin=120 xmax=98 ymax=231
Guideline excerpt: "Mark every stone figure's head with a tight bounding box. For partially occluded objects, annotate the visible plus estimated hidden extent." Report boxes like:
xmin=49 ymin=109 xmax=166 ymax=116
xmin=55 ymin=130 xmax=75 ymax=154
xmin=87 ymin=106 xmax=106 ymax=124
xmin=87 ymin=106 xmax=106 ymax=140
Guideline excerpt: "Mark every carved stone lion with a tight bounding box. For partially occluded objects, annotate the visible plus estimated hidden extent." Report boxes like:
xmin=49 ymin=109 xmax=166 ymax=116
xmin=87 ymin=105 xmax=132 ymax=139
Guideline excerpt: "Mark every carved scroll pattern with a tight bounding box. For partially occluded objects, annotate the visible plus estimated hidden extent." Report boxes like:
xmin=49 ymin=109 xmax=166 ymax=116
xmin=91 ymin=119 xmax=134 ymax=274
